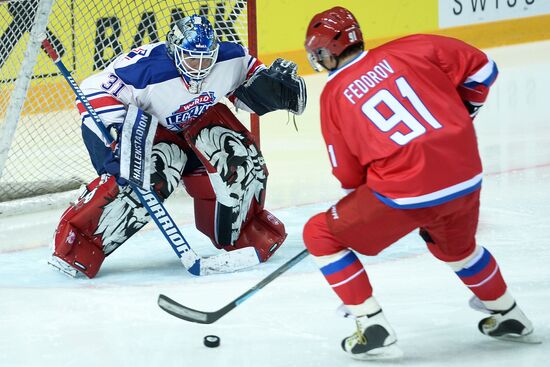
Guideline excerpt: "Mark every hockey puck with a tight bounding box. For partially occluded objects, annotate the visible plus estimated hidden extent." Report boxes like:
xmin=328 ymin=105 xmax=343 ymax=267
xmin=203 ymin=335 xmax=220 ymax=348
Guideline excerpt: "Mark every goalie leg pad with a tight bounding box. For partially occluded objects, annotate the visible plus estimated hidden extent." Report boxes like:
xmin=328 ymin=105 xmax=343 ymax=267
xmin=183 ymin=171 xmax=287 ymax=261
xmin=51 ymin=175 xmax=119 ymax=278
xmin=50 ymin=139 xmax=189 ymax=278
xmin=180 ymin=105 xmax=287 ymax=259
xmin=52 ymin=222 xmax=106 ymax=278
xmin=182 ymin=104 xmax=268 ymax=246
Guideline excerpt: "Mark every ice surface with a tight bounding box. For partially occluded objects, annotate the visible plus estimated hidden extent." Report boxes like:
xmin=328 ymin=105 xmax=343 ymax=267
xmin=1 ymin=41 xmax=549 ymax=367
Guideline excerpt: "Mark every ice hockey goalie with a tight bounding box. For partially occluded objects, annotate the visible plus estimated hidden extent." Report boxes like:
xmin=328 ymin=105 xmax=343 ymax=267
xmin=48 ymin=15 xmax=305 ymax=278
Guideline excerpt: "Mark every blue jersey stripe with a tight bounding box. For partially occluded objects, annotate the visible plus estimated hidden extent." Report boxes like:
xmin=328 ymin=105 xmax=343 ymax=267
xmin=320 ymin=251 xmax=358 ymax=276
xmin=374 ymin=181 xmax=482 ymax=209
xmin=464 ymin=63 xmax=499 ymax=88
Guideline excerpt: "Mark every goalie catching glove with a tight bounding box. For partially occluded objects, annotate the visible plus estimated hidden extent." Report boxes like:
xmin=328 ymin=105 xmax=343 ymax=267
xmin=233 ymin=58 xmax=307 ymax=116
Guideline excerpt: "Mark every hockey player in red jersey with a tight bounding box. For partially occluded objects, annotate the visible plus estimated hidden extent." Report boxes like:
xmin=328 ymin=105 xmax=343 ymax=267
xmin=48 ymin=15 xmax=306 ymax=278
xmin=303 ymin=6 xmax=535 ymax=359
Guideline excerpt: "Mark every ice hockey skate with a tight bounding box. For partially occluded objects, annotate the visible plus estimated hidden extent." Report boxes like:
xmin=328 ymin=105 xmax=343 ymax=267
xmin=470 ymin=296 xmax=540 ymax=344
xmin=341 ymin=310 xmax=403 ymax=360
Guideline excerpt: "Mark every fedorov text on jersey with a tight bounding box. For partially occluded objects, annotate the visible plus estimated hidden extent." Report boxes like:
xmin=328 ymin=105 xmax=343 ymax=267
xmin=343 ymin=59 xmax=395 ymax=105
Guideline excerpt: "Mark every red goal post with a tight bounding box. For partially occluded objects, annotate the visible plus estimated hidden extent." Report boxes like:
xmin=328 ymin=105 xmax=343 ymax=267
xmin=0 ymin=0 xmax=259 ymax=204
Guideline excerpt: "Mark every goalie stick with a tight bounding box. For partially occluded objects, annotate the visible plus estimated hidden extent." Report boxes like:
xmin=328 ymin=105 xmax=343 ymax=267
xmin=41 ymin=38 xmax=260 ymax=276
xmin=158 ymin=249 xmax=309 ymax=323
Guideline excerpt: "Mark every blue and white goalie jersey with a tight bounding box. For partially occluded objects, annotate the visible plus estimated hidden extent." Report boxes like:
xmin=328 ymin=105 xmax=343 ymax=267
xmin=76 ymin=41 xmax=263 ymax=174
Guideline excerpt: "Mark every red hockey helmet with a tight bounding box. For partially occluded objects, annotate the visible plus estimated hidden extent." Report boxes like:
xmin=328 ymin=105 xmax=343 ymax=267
xmin=305 ymin=6 xmax=363 ymax=71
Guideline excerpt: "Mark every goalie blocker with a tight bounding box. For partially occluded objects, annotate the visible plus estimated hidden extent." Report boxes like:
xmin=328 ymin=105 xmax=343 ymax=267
xmin=49 ymin=104 xmax=286 ymax=278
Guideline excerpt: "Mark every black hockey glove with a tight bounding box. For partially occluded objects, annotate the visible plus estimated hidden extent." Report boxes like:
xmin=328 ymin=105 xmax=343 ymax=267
xmin=233 ymin=58 xmax=307 ymax=116
xmin=463 ymin=100 xmax=483 ymax=118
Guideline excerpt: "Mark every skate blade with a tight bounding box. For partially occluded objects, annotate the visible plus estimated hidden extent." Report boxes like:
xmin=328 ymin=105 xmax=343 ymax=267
xmin=491 ymin=333 xmax=542 ymax=345
xmin=351 ymin=344 xmax=404 ymax=360
xmin=47 ymin=257 xmax=78 ymax=278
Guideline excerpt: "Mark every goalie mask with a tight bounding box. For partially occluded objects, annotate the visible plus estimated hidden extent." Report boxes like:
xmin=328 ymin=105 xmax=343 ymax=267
xmin=304 ymin=6 xmax=363 ymax=72
xmin=167 ymin=15 xmax=219 ymax=93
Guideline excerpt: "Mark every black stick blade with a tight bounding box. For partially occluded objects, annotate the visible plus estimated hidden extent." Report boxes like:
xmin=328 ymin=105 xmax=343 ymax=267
xmin=157 ymin=249 xmax=310 ymax=324
xmin=158 ymin=294 xmax=218 ymax=324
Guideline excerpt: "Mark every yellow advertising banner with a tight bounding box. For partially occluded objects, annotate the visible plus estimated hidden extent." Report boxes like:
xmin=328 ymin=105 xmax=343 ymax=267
xmin=1 ymin=0 xmax=249 ymax=81
xmin=256 ymin=0 xmax=437 ymax=54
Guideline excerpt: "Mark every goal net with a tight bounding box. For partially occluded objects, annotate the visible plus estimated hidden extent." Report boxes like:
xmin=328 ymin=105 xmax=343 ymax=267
xmin=0 ymin=0 xmax=256 ymax=203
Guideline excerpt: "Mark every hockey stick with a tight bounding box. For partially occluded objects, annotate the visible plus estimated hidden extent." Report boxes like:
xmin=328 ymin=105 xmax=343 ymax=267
xmin=158 ymin=248 xmax=309 ymax=323
xmin=41 ymin=38 xmax=260 ymax=276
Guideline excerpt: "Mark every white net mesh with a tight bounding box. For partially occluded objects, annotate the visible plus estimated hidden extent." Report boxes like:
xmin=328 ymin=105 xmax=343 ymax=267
xmin=0 ymin=0 xmax=251 ymax=201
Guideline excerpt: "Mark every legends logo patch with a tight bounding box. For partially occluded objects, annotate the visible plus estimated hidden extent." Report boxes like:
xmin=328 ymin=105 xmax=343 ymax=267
xmin=166 ymin=91 xmax=216 ymax=130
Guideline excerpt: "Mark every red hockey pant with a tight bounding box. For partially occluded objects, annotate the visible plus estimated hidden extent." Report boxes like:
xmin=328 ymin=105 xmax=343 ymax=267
xmin=302 ymin=186 xmax=507 ymax=306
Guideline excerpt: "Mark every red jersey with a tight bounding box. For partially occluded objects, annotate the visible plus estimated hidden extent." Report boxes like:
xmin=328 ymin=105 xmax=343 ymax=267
xmin=320 ymin=34 xmax=498 ymax=208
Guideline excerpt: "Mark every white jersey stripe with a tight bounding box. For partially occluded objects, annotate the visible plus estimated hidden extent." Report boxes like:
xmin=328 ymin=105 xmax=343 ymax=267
xmin=465 ymin=58 xmax=496 ymax=85
xmin=331 ymin=268 xmax=366 ymax=288
xmin=386 ymin=173 xmax=482 ymax=206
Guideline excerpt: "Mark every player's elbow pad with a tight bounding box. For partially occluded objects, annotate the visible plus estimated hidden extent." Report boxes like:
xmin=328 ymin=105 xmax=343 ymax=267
xmin=233 ymin=58 xmax=307 ymax=116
